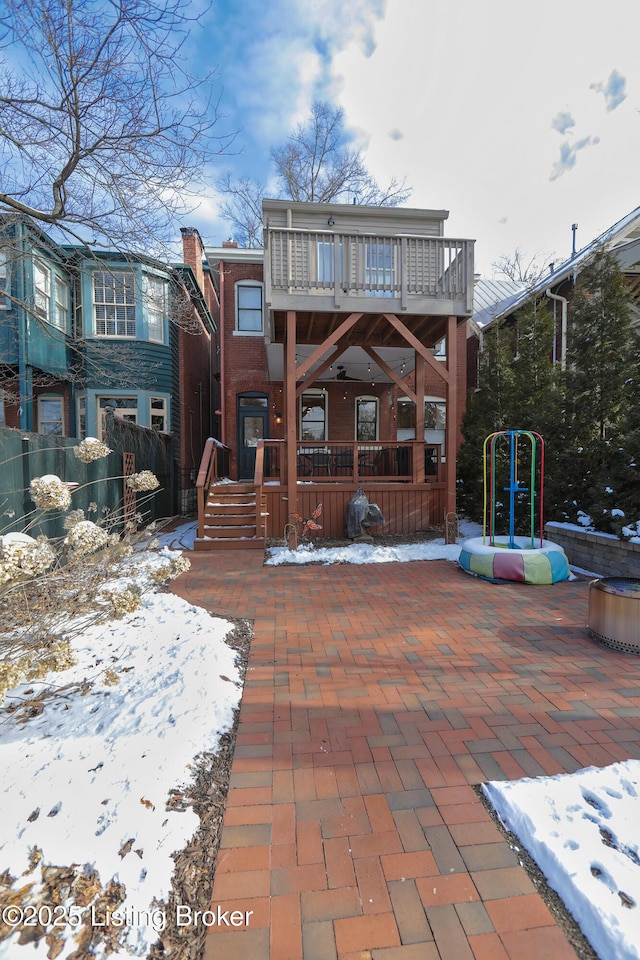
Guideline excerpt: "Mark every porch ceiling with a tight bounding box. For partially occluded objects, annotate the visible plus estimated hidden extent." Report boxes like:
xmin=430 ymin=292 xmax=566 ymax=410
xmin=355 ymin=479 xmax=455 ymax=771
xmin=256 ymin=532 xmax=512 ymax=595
xmin=269 ymin=309 xmax=448 ymax=349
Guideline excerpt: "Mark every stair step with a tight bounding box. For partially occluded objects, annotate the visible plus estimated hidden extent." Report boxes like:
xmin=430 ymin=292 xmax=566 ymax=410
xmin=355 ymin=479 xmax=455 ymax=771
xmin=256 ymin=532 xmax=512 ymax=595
xmin=194 ymin=536 xmax=265 ymax=551
xmin=203 ymin=524 xmax=256 ymax=538
xmin=204 ymin=513 xmax=256 ymax=526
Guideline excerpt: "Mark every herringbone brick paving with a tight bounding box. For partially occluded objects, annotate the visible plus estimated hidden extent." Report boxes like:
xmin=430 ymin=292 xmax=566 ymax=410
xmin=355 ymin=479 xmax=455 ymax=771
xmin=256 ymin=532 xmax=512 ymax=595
xmin=170 ymin=550 xmax=640 ymax=959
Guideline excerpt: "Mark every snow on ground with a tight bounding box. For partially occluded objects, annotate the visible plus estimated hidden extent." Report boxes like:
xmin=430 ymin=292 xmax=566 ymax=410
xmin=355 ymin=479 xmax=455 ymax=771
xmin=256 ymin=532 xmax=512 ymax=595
xmin=3 ymin=518 xmax=635 ymax=959
xmin=0 ymin=548 xmax=243 ymax=959
xmin=484 ymin=761 xmax=640 ymax=960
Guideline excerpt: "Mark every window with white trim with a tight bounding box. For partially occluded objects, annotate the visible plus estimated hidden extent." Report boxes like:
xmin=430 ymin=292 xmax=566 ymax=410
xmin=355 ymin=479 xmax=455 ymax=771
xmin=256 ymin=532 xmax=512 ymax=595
xmin=93 ymin=271 xmax=136 ymax=337
xmin=38 ymin=396 xmax=64 ymax=435
xmin=97 ymin=396 xmax=138 ymax=439
xmin=355 ymin=396 xmax=378 ymax=441
xmin=150 ymin=396 xmax=168 ymax=432
xmin=34 ymin=259 xmax=51 ymax=320
xmin=365 ymin=240 xmax=395 ymax=296
xmin=236 ymin=281 xmax=263 ymax=333
xmin=0 ymin=249 xmax=8 ymax=309
xmin=145 ymin=275 xmax=166 ymax=342
xmin=55 ymin=277 xmax=69 ymax=329
xmin=300 ymin=390 xmax=327 ymax=441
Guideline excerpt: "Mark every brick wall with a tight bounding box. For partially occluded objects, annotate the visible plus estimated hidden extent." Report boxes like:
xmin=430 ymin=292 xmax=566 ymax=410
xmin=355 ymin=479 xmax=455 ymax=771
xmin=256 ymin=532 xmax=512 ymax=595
xmin=545 ymin=522 xmax=640 ymax=577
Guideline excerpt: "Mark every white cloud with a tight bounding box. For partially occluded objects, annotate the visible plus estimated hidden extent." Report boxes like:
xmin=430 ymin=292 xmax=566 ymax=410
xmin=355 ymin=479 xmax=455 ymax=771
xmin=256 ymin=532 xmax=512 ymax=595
xmin=549 ymin=136 xmax=601 ymax=181
xmin=552 ymin=111 xmax=576 ymax=134
xmin=590 ymin=69 xmax=628 ymax=111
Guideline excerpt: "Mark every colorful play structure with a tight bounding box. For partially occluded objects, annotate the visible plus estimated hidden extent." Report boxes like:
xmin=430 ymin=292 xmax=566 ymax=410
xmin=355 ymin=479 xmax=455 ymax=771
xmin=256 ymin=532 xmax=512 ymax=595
xmin=458 ymin=429 xmax=570 ymax=584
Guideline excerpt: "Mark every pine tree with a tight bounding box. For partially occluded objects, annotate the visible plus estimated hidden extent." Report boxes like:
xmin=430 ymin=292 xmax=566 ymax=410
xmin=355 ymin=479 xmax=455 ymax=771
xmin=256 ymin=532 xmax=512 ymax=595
xmin=564 ymin=249 xmax=635 ymax=533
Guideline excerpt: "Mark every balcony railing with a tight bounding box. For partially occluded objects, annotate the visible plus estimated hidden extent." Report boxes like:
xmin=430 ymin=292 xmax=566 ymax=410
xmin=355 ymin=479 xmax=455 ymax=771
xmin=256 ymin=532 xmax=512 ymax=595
xmin=264 ymin=229 xmax=474 ymax=315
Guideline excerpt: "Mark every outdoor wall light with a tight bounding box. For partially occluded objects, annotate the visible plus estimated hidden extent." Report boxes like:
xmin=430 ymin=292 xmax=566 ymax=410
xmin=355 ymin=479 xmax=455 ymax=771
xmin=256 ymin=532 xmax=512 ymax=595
xmin=327 ymin=216 xmax=335 ymax=226
xmin=275 ymin=411 xmax=283 ymax=424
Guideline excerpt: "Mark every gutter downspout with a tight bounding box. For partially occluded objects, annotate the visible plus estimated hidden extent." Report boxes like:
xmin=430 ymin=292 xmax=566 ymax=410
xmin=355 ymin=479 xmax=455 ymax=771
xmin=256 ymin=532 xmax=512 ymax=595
xmin=546 ymin=288 xmax=568 ymax=371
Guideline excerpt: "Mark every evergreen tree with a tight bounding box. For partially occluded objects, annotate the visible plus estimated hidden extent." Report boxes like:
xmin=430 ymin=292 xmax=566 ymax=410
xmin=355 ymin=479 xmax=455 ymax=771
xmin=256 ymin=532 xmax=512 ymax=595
xmin=564 ymin=249 xmax=635 ymax=533
xmin=457 ymin=322 xmax=516 ymax=522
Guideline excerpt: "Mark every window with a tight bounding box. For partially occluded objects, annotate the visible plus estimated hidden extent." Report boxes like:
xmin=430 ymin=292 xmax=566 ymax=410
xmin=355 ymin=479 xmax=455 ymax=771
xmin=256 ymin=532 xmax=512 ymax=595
xmin=150 ymin=396 xmax=168 ymax=432
xmin=0 ymin=249 xmax=8 ymax=309
xmin=316 ymin=240 xmax=343 ymax=286
xmin=424 ymin=399 xmax=446 ymax=457
xmin=145 ymin=275 xmax=165 ymax=342
xmin=236 ymin=282 xmax=263 ymax=333
xmin=98 ymin=396 xmax=138 ymax=439
xmin=356 ymin=396 xmax=378 ymax=441
xmin=396 ymin=397 xmax=446 ymax=455
xmin=77 ymin=395 xmax=87 ymax=439
xmin=55 ymin=278 xmax=69 ymax=329
xmin=94 ymin=271 xmax=136 ymax=337
xmin=34 ymin=259 xmax=51 ymax=320
xmin=365 ymin=240 xmax=395 ymax=296
xmin=300 ymin=391 xmax=327 ymax=441
xmin=38 ymin=396 xmax=64 ymax=435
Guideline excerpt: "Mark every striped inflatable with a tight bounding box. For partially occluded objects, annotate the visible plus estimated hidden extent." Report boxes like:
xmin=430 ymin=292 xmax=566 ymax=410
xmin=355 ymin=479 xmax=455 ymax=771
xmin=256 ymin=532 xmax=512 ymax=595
xmin=458 ymin=536 xmax=570 ymax=584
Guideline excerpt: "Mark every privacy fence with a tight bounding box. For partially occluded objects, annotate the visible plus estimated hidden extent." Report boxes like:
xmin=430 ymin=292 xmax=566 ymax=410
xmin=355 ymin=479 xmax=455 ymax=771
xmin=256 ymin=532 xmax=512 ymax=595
xmin=0 ymin=417 xmax=174 ymax=541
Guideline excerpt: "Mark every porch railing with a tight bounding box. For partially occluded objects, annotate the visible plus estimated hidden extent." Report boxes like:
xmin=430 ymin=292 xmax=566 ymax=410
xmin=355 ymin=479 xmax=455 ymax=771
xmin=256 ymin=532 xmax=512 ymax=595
xmin=196 ymin=437 xmax=231 ymax=539
xmin=258 ymin=440 xmax=442 ymax=485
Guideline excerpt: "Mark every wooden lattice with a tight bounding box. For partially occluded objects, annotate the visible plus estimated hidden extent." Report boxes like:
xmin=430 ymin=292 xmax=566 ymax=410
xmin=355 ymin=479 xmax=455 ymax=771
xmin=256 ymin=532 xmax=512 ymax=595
xmin=123 ymin=452 xmax=136 ymax=533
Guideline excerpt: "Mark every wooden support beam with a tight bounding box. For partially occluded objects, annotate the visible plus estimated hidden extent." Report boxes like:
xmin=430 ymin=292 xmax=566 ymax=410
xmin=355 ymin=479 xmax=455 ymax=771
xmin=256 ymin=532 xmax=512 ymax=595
xmin=296 ymin=313 xmax=363 ymax=381
xmin=362 ymin=346 xmax=417 ymax=405
xmin=296 ymin=340 xmax=349 ymax=397
xmin=445 ymin=314 xmax=457 ymax=516
xmin=414 ymin=351 xmax=425 ymax=484
xmin=383 ymin=313 xmax=450 ymax=384
xmin=285 ymin=310 xmax=298 ymax=526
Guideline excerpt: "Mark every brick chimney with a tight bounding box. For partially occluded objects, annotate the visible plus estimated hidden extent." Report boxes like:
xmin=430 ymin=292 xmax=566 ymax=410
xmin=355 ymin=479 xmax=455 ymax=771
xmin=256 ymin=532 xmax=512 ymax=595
xmin=222 ymin=239 xmax=238 ymax=248
xmin=180 ymin=227 xmax=205 ymax=293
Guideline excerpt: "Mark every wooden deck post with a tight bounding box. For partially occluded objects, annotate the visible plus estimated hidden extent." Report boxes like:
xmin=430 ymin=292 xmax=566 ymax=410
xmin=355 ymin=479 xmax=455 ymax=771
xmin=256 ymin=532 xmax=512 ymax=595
xmin=446 ymin=315 xmax=457 ymax=516
xmin=285 ymin=310 xmax=298 ymax=542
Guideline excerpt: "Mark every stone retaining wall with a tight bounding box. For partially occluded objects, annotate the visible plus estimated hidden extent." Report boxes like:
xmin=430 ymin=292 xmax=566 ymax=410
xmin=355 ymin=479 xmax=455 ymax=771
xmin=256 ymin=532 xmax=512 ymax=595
xmin=545 ymin=522 xmax=640 ymax=578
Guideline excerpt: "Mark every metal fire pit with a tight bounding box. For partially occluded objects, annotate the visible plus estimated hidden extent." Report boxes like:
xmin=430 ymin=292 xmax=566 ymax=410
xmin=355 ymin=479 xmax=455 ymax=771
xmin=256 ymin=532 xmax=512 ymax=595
xmin=588 ymin=578 xmax=640 ymax=653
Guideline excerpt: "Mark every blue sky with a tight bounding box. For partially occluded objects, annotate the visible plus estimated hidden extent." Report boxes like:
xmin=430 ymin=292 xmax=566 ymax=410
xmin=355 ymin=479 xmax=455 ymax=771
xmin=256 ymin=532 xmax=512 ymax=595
xmin=185 ymin=0 xmax=640 ymax=276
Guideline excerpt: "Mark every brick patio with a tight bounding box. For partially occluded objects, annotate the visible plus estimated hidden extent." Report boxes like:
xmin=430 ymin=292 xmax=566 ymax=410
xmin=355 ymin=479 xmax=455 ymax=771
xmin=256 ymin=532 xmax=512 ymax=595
xmin=170 ymin=550 xmax=640 ymax=960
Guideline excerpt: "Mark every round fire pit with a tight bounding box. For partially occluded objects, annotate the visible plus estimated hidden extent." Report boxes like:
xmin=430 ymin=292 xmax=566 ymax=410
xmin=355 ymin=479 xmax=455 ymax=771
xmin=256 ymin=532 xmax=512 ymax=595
xmin=588 ymin=578 xmax=640 ymax=653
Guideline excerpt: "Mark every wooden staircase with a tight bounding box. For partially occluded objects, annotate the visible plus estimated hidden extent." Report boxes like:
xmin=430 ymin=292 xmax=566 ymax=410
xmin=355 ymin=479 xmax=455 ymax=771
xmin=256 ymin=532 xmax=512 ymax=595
xmin=195 ymin=482 xmax=266 ymax=551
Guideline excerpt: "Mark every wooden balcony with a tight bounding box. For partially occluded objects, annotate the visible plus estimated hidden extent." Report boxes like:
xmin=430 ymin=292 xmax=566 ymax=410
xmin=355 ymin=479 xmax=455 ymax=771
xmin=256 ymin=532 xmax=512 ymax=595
xmin=264 ymin=228 xmax=474 ymax=320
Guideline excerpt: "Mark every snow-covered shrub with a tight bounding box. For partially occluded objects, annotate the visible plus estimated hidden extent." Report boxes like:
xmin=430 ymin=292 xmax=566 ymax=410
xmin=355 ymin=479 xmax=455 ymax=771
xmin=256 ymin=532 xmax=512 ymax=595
xmin=126 ymin=470 xmax=159 ymax=492
xmin=73 ymin=437 xmax=112 ymax=463
xmin=29 ymin=474 xmax=72 ymax=511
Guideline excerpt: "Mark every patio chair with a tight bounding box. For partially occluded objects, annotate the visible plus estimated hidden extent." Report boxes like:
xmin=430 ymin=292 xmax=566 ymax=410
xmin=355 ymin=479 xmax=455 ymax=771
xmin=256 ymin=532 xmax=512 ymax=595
xmin=310 ymin=450 xmax=332 ymax=476
xmin=297 ymin=454 xmax=313 ymax=476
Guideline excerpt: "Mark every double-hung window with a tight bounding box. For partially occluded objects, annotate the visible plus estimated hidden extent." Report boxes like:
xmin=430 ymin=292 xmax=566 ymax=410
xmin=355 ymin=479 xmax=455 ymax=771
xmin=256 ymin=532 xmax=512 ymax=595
xmin=365 ymin=240 xmax=395 ymax=296
xmin=54 ymin=278 xmax=69 ymax=329
xmin=94 ymin=271 xmax=136 ymax=337
xmin=0 ymin=249 xmax=8 ymax=309
xmin=38 ymin=396 xmax=64 ymax=435
xmin=34 ymin=259 xmax=51 ymax=320
xmin=300 ymin=391 xmax=327 ymax=442
xmin=356 ymin=396 xmax=378 ymax=441
xmin=145 ymin=275 xmax=165 ymax=342
xmin=236 ymin=282 xmax=263 ymax=333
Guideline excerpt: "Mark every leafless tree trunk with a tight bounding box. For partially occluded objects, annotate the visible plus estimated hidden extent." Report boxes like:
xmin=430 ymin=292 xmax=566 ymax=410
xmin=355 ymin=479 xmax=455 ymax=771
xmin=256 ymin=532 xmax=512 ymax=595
xmin=0 ymin=0 xmax=230 ymax=252
xmin=219 ymin=101 xmax=411 ymax=247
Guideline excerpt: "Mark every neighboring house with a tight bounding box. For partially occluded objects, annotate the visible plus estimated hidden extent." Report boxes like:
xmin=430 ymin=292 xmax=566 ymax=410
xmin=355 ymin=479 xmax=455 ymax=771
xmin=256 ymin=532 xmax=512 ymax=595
xmin=479 ymin=206 xmax=640 ymax=361
xmin=0 ymin=217 xmax=75 ymax=436
xmin=0 ymin=216 xmax=218 ymax=512
xmin=183 ymin=199 xmax=475 ymax=546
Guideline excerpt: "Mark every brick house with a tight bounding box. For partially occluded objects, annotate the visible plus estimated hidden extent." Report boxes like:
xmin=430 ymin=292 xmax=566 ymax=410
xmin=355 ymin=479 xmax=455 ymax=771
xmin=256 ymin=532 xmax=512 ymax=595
xmin=182 ymin=200 xmax=475 ymax=547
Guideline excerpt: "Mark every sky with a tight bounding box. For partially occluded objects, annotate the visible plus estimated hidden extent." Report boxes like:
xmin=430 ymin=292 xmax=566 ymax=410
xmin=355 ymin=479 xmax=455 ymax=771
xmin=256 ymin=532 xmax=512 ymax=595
xmin=186 ymin=0 xmax=640 ymax=276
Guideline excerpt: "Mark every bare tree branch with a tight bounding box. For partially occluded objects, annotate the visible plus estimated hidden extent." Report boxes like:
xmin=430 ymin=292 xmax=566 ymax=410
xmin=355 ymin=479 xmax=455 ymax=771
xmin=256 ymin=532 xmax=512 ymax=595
xmin=0 ymin=0 xmax=233 ymax=253
xmin=219 ymin=100 xmax=411 ymax=247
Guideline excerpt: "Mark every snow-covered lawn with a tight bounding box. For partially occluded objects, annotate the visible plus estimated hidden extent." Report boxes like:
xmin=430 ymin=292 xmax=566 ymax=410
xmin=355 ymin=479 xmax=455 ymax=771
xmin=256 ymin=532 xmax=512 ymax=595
xmin=484 ymin=762 xmax=640 ymax=960
xmin=0 ymin=547 xmax=243 ymax=958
